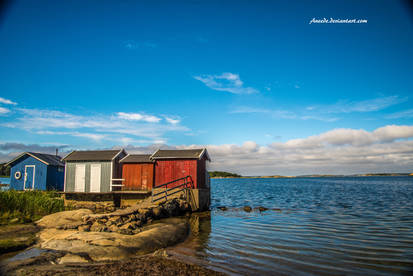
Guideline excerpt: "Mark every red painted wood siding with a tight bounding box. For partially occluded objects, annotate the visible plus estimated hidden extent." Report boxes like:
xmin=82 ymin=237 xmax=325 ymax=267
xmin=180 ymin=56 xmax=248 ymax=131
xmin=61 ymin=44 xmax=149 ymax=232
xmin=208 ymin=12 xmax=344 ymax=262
xmin=155 ymin=159 xmax=199 ymax=188
xmin=122 ymin=163 xmax=154 ymax=191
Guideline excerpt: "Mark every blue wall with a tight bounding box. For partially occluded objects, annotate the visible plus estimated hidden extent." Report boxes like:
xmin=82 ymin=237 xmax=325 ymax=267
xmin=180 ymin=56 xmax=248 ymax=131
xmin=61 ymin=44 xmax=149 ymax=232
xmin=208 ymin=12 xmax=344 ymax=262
xmin=46 ymin=165 xmax=64 ymax=191
xmin=9 ymin=155 xmax=64 ymax=191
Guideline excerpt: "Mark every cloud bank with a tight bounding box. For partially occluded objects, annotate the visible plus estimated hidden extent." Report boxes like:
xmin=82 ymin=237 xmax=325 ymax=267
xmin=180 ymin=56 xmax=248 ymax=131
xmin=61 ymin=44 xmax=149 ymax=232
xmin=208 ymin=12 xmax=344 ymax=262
xmin=1 ymin=108 xmax=189 ymax=145
xmin=2 ymin=125 xmax=412 ymax=176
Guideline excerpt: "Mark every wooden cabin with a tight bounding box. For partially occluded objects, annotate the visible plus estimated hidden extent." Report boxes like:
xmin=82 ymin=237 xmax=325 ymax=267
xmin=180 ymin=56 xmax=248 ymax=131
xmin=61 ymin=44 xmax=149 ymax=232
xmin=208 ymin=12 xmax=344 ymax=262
xmin=6 ymin=152 xmax=64 ymax=191
xmin=119 ymin=154 xmax=154 ymax=191
xmin=62 ymin=149 xmax=126 ymax=193
xmin=151 ymin=148 xmax=211 ymax=189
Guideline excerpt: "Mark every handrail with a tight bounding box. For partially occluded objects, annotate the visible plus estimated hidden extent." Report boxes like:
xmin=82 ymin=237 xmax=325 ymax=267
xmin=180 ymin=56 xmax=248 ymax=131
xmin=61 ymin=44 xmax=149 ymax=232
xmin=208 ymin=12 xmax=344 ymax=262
xmin=151 ymin=175 xmax=193 ymax=203
xmin=153 ymin=176 xmax=192 ymax=189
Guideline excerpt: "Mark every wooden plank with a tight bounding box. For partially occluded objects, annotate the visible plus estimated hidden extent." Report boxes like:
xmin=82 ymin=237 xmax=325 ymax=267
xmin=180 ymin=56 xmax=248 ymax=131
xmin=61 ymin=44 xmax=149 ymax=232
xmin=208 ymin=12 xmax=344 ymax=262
xmin=101 ymin=162 xmax=111 ymax=192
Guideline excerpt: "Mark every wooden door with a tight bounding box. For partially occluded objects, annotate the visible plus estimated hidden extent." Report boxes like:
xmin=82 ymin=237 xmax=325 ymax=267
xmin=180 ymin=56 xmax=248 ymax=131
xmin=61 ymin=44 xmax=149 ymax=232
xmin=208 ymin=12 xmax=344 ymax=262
xmin=75 ymin=164 xmax=86 ymax=192
xmin=90 ymin=164 xmax=101 ymax=192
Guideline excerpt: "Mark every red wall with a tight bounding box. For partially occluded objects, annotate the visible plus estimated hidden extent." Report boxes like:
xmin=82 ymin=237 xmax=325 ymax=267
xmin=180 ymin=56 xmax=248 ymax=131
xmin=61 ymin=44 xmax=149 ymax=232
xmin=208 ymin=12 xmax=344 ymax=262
xmin=122 ymin=163 xmax=154 ymax=191
xmin=155 ymin=159 xmax=199 ymax=188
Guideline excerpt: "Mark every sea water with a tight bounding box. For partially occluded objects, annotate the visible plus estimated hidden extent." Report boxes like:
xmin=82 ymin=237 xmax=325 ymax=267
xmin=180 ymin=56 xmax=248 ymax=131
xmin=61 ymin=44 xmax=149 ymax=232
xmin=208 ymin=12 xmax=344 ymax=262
xmin=172 ymin=177 xmax=413 ymax=275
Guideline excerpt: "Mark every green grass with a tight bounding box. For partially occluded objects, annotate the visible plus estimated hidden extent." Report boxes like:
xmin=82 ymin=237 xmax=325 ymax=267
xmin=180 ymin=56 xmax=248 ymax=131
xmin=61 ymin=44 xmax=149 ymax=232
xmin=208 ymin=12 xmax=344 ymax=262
xmin=0 ymin=190 xmax=64 ymax=224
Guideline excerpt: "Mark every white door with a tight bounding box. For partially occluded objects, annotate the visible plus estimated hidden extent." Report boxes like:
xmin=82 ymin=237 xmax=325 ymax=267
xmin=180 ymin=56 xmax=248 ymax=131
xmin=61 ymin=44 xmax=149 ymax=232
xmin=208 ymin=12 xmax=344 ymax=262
xmin=90 ymin=164 xmax=101 ymax=192
xmin=75 ymin=164 xmax=86 ymax=192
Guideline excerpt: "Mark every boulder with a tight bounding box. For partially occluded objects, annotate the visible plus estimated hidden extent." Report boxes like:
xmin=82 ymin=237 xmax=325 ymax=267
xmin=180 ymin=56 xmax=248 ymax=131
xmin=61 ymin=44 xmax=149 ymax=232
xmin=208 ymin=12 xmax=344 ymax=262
xmin=108 ymin=224 xmax=119 ymax=233
xmin=38 ymin=221 xmax=189 ymax=262
xmin=163 ymin=201 xmax=180 ymax=217
xmin=258 ymin=206 xmax=268 ymax=212
xmin=129 ymin=214 xmax=138 ymax=221
xmin=152 ymin=206 xmax=163 ymax=218
xmin=243 ymin=206 xmax=252 ymax=212
xmin=78 ymin=225 xmax=91 ymax=232
xmin=36 ymin=209 xmax=93 ymax=229
xmin=58 ymin=253 xmax=89 ymax=264
xmin=90 ymin=222 xmax=107 ymax=232
xmin=120 ymin=223 xmax=135 ymax=230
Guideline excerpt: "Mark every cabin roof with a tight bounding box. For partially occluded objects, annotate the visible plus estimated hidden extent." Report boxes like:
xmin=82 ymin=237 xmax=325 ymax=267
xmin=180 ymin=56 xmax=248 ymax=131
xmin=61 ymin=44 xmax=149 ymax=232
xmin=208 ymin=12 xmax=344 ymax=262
xmin=119 ymin=154 xmax=153 ymax=163
xmin=6 ymin=152 xmax=64 ymax=167
xmin=150 ymin=148 xmax=211 ymax=161
xmin=62 ymin=149 xmax=124 ymax=162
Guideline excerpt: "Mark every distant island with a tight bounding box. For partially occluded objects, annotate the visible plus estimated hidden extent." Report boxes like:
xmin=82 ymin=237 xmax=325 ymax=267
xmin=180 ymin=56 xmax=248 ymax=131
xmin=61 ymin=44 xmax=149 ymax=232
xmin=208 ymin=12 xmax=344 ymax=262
xmin=209 ymin=171 xmax=241 ymax=178
xmin=209 ymin=171 xmax=413 ymax=178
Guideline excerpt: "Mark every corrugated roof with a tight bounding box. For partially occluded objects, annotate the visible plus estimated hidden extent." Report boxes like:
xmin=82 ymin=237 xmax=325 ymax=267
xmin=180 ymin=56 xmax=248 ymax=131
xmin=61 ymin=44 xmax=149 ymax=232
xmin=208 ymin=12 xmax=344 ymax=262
xmin=6 ymin=152 xmax=64 ymax=167
xmin=150 ymin=149 xmax=210 ymax=161
xmin=63 ymin=149 xmax=123 ymax=161
xmin=119 ymin=154 xmax=153 ymax=163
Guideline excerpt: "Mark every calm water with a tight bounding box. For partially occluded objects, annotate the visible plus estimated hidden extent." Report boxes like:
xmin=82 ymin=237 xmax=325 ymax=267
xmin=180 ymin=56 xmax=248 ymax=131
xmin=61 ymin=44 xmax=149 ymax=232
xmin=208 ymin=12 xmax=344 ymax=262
xmin=171 ymin=177 xmax=413 ymax=275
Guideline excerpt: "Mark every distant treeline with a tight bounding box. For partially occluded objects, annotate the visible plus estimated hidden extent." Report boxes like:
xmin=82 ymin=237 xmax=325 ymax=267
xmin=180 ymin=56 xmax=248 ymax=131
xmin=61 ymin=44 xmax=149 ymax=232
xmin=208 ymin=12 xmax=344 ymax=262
xmin=0 ymin=163 xmax=10 ymax=177
xmin=209 ymin=171 xmax=241 ymax=178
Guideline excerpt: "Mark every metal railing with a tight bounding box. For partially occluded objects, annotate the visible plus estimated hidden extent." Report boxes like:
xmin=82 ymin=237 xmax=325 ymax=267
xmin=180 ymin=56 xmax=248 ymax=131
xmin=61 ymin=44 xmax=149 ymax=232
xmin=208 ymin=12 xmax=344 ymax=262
xmin=151 ymin=175 xmax=193 ymax=203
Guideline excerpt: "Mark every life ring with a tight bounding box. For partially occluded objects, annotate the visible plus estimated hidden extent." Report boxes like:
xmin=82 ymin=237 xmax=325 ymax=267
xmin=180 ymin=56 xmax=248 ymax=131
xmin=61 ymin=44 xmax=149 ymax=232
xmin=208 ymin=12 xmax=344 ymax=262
xmin=14 ymin=171 xmax=21 ymax=180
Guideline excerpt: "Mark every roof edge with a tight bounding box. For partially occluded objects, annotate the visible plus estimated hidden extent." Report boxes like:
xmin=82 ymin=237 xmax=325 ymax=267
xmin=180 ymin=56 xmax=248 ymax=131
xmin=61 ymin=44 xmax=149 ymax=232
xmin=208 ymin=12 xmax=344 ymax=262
xmin=150 ymin=148 xmax=211 ymax=161
xmin=6 ymin=152 xmax=51 ymax=166
xmin=5 ymin=152 xmax=27 ymax=167
xmin=62 ymin=150 xmax=76 ymax=161
xmin=119 ymin=153 xmax=130 ymax=163
xmin=112 ymin=149 xmax=125 ymax=161
xmin=200 ymin=148 xmax=211 ymax=162
xmin=149 ymin=148 xmax=160 ymax=161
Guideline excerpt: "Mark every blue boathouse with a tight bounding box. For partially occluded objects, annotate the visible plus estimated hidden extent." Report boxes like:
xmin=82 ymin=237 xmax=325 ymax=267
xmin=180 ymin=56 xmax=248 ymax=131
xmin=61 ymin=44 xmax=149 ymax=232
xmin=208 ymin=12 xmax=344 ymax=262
xmin=6 ymin=152 xmax=65 ymax=191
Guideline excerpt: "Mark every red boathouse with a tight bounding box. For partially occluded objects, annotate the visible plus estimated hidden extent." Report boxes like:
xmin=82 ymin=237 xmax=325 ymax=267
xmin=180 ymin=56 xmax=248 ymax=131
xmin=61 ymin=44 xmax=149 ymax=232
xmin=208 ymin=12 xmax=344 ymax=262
xmin=151 ymin=148 xmax=211 ymax=189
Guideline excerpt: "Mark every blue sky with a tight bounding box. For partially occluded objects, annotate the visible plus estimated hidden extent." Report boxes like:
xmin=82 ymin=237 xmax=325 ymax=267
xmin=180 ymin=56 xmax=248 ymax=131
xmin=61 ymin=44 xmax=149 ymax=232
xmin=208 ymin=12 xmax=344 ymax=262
xmin=1 ymin=0 xmax=413 ymax=175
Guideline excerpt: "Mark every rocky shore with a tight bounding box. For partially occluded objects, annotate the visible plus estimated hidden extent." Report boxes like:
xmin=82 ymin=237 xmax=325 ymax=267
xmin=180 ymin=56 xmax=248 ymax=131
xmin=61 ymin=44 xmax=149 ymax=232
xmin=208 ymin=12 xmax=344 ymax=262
xmin=0 ymin=198 xmax=224 ymax=275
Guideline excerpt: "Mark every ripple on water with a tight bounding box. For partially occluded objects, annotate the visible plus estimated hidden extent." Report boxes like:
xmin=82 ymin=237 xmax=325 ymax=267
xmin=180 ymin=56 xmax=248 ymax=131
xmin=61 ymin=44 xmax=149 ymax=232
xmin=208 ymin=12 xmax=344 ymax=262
xmin=171 ymin=177 xmax=413 ymax=275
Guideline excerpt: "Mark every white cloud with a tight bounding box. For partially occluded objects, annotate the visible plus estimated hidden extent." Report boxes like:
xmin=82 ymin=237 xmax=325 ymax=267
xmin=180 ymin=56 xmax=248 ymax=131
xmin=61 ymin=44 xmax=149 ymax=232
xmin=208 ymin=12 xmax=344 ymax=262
xmin=0 ymin=107 xmax=10 ymax=114
xmin=117 ymin=112 xmax=161 ymax=123
xmin=194 ymin=72 xmax=259 ymax=94
xmin=164 ymin=116 xmax=181 ymax=125
xmin=0 ymin=97 xmax=17 ymax=105
xmin=2 ymin=108 xmax=188 ymax=143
